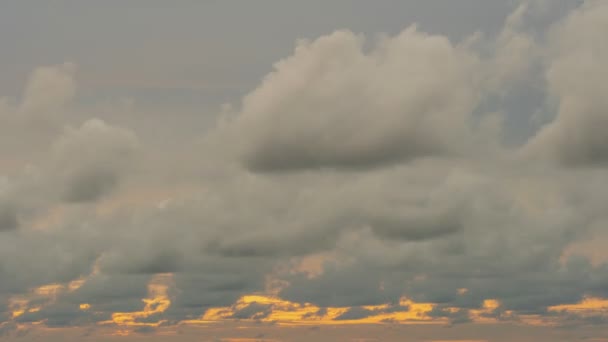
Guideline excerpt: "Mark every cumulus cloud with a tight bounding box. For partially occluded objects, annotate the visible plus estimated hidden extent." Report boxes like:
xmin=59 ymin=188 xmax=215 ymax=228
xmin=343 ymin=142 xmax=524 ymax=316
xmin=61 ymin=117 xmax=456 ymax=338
xmin=487 ymin=3 xmax=539 ymax=89
xmin=226 ymin=27 xmax=481 ymax=171
xmin=0 ymin=117 xmax=139 ymax=237
xmin=19 ymin=62 xmax=77 ymax=116
xmin=523 ymin=0 xmax=608 ymax=166
xmin=0 ymin=63 xmax=80 ymax=168
xmin=49 ymin=118 xmax=139 ymax=202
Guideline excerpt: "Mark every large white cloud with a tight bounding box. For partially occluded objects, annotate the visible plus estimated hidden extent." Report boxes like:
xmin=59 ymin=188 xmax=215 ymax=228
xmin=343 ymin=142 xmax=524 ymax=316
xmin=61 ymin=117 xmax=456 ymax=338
xmin=226 ymin=27 xmax=481 ymax=171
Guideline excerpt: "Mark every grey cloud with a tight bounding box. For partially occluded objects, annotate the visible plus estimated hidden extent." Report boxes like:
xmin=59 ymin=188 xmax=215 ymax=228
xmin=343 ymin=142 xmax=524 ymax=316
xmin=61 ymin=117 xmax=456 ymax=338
xmin=0 ymin=202 xmax=18 ymax=231
xmin=19 ymin=63 xmax=77 ymax=115
xmin=226 ymin=27 xmax=480 ymax=172
xmin=0 ymin=67 xmax=140 ymax=239
xmin=66 ymin=274 xmax=152 ymax=309
xmin=100 ymin=246 xmax=184 ymax=275
xmin=0 ymin=64 xmax=79 ymax=172
xmin=3 ymin=2 xmax=608 ymax=334
xmin=280 ymin=262 xmax=406 ymax=307
xmin=0 ymin=229 xmax=100 ymax=294
xmin=277 ymin=166 xmax=605 ymax=311
xmin=484 ymin=3 xmax=540 ymax=90
xmin=335 ymin=307 xmax=374 ymax=321
xmin=167 ymin=273 xmax=266 ymax=317
xmin=133 ymin=326 xmax=157 ymax=334
xmin=63 ymin=168 xmax=119 ymax=203
xmin=14 ymin=303 xmax=92 ymax=327
xmin=50 ymin=118 xmax=139 ymax=203
xmin=365 ymin=207 xmax=463 ymax=241
xmin=522 ymin=1 xmax=608 ymax=166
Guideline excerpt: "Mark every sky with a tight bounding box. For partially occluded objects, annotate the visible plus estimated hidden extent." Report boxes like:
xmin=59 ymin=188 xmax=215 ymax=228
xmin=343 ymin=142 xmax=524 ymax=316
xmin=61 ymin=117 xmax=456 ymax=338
xmin=1 ymin=1 xmax=608 ymax=341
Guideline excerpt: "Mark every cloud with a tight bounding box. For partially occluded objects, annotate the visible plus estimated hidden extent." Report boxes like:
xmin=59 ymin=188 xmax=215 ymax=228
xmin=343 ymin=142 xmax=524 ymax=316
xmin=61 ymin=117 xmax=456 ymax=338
xmin=277 ymin=166 xmax=605 ymax=311
xmin=334 ymin=307 xmax=374 ymax=321
xmin=0 ymin=117 xmax=139 ymax=239
xmin=49 ymin=118 xmax=139 ymax=202
xmin=523 ymin=0 xmax=608 ymax=166
xmin=19 ymin=63 xmax=77 ymax=115
xmin=225 ymin=27 xmax=480 ymax=172
xmin=487 ymin=3 xmax=539 ymax=89
xmin=14 ymin=302 xmax=92 ymax=327
xmin=2 ymin=2 xmax=608 ymax=337
xmin=230 ymin=302 xmax=273 ymax=320
xmin=364 ymin=202 xmax=464 ymax=241
xmin=0 ymin=201 xmax=18 ymax=231
xmin=0 ymin=63 xmax=80 ymax=169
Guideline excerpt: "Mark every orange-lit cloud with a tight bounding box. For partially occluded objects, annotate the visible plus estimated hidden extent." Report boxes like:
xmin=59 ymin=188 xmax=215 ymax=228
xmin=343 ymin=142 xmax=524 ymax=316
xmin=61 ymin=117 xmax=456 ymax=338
xmin=549 ymin=297 xmax=608 ymax=314
xmin=100 ymin=273 xmax=173 ymax=328
xmin=468 ymin=299 xmax=501 ymax=323
xmin=184 ymin=294 xmax=439 ymax=326
xmin=9 ymin=298 xmax=29 ymax=319
xmin=7 ymin=280 xmax=84 ymax=320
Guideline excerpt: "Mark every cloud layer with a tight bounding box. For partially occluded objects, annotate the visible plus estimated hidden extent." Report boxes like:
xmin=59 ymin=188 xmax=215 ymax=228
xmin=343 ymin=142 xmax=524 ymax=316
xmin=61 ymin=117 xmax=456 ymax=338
xmin=1 ymin=1 xmax=608 ymax=338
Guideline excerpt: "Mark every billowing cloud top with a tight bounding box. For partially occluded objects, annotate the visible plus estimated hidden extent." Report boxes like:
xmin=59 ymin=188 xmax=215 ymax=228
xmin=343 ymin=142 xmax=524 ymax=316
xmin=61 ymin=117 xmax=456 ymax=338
xmin=1 ymin=1 xmax=608 ymax=340
xmin=523 ymin=0 xmax=608 ymax=166
xmin=229 ymin=27 xmax=480 ymax=171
